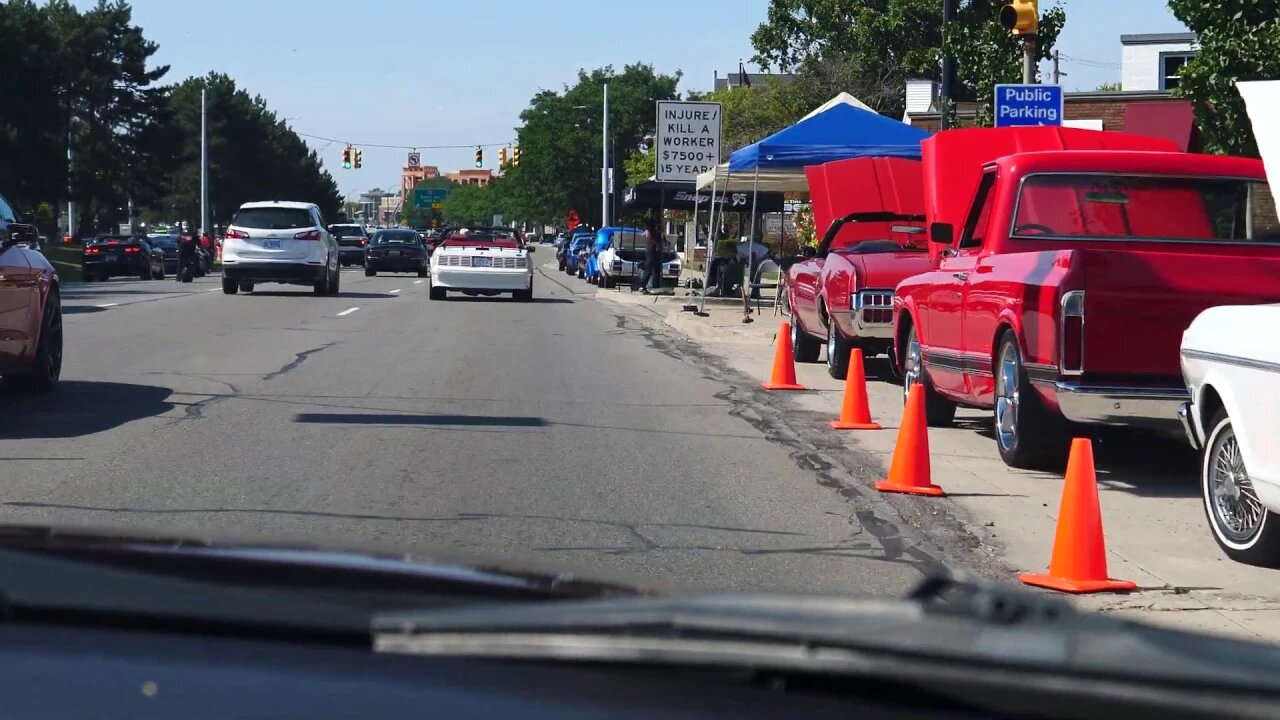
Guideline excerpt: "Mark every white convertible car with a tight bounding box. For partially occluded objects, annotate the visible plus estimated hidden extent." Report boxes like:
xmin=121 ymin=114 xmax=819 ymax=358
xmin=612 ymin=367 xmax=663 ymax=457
xmin=429 ymin=228 xmax=534 ymax=302
xmin=1180 ymin=304 xmax=1280 ymax=566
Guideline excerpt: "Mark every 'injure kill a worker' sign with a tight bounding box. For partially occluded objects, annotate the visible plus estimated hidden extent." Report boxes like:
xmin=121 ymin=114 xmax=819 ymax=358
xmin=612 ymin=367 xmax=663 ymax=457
xmin=655 ymin=101 xmax=723 ymax=183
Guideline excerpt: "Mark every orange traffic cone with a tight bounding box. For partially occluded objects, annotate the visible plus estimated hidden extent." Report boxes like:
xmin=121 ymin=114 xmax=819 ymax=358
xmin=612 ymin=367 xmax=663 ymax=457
xmin=874 ymin=384 xmax=943 ymax=496
xmin=831 ymin=349 xmax=881 ymax=430
xmin=761 ymin=322 xmax=805 ymax=391
xmin=1020 ymin=438 xmax=1136 ymax=594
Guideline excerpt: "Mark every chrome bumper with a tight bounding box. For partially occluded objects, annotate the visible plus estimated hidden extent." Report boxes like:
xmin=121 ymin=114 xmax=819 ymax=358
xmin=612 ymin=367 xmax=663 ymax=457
xmin=851 ymin=290 xmax=895 ymax=339
xmin=1053 ymin=381 xmax=1189 ymax=430
xmin=1178 ymin=401 xmax=1201 ymax=450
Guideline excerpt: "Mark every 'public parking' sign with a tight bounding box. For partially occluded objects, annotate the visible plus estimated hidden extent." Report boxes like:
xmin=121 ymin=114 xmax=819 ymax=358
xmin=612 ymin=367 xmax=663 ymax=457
xmin=994 ymin=84 xmax=1064 ymax=128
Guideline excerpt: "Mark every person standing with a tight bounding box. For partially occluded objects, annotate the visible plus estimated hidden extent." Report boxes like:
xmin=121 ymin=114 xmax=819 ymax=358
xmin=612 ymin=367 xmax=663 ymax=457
xmin=636 ymin=217 xmax=663 ymax=294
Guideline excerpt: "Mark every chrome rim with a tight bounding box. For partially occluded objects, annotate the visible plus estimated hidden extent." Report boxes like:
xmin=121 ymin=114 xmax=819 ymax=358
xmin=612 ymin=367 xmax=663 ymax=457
xmin=1209 ymin=424 xmax=1263 ymax=543
xmin=902 ymin=330 xmax=921 ymax=404
xmin=790 ymin=320 xmax=798 ymax=349
xmin=827 ymin=322 xmax=836 ymax=368
xmin=995 ymin=343 xmax=1020 ymax=451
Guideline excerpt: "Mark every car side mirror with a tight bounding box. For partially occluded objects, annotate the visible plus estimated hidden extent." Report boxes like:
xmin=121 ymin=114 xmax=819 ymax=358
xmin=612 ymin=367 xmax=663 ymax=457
xmin=929 ymin=222 xmax=954 ymax=246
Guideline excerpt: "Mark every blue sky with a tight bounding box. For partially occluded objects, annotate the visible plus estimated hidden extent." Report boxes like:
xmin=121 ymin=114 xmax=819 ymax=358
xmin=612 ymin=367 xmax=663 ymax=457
xmin=84 ymin=0 xmax=1187 ymax=198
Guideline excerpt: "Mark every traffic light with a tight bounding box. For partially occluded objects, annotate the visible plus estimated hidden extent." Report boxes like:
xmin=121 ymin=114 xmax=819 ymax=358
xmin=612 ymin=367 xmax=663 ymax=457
xmin=512 ymin=145 xmax=520 ymax=167
xmin=1000 ymin=0 xmax=1037 ymax=36
xmin=353 ymin=148 xmax=363 ymax=169
xmin=474 ymin=146 xmax=483 ymax=168
xmin=499 ymin=147 xmax=508 ymax=168
xmin=342 ymin=146 xmax=352 ymax=170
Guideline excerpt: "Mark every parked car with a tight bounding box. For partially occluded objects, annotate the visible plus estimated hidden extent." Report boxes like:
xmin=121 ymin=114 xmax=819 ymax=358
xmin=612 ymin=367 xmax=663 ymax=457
xmin=365 ymin=229 xmax=429 ymax=277
xmin=786 ymin=212 xmax=932 ymax=379
xmin=330 ymin=223 xmax=370 ymax=266
xmin=82 ymin=235 xmax=165 ymax=281
xmin=220 ymin=201 xmax=340 ymax=295
xmin=595 ymin=227 xmax=679 ymax=289
xmin=584 ymin=229 xmax=611 ymax=284
xmin=562 ymin=232 xmax=593 ymax=276
xmin=429 ymin=229 xmax=534 ymax=301
xmin=147 ymin=234 xmax=181 ymax=274
xmin=1180 ymin=304 xmax=1280 ymax=567
xmin=893 ymin=126 xmax=1280 ymax=469
xmin=0 ymin=193 xmax=61 ymax=392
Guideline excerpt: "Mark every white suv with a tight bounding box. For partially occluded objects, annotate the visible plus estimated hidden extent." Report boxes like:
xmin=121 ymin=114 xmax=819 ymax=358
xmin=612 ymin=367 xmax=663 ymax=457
xmin=221 ymin=201 xmax=340 ymax=295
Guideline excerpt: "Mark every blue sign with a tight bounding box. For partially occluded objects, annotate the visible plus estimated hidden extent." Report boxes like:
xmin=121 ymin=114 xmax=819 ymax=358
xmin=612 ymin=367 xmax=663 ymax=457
xmin=994 ymin=84 xmax=1064 ymax=128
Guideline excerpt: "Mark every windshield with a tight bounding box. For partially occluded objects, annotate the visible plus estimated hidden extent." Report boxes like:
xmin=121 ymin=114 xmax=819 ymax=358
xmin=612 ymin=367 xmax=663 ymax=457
xmin=4 ymin=0 xmax=1265 ymax=682
xmin=374 ymin=231 xmax=419 ymax=245
xmin=232 ymin=207 xmax=313 ymax=230
xmin=1013 ymin=174 xmax=1280 ymax=242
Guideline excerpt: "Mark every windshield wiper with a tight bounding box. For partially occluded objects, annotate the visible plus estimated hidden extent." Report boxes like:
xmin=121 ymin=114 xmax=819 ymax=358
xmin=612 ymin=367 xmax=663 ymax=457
xmin=373 ymin=574 xmax=1280 ymax=717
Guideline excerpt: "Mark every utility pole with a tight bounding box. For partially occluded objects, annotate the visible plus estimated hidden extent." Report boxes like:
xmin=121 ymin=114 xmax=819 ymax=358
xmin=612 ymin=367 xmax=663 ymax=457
xmin=941 ymin=0 xmax=956 ymax=129
xmin=1052 ymin=49 xmax=1065 ymax=85
xmin=66 ymin=124 xmax=75 ymax=240
xmin=601 ymin=82 xmax=610 ymax=228
xmin=200 ymin=87 xmax=209 ymax=238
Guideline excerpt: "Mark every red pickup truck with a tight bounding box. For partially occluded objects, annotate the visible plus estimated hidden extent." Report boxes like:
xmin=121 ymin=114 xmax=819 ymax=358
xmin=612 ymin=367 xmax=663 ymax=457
xmin=785 ymin=157 xmax=934 ymax=379
xmin=894 ymin=127 xmax=1280 ymax=468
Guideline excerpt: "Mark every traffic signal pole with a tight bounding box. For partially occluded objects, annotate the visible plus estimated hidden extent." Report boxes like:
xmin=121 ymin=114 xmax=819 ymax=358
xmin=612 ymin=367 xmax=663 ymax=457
xmin=1023 ymin=36 xmax=1037 ymax=84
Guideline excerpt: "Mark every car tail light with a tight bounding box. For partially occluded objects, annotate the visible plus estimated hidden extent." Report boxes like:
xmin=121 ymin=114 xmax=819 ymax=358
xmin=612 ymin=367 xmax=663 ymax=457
xmin=225 ymin=228 xmax=249 ymax=239
xmin=1060 ymin=290 xmax=1085 ymax=375
xmin=124 ymin=247 xmax=140 ymax=253
xmin=85 ymin=247 xmax=100 ymax=254
xmin=294 ymin=229 xmax=321 ymax=241
xmin=360 ymin=238 xmax=368 ymax=246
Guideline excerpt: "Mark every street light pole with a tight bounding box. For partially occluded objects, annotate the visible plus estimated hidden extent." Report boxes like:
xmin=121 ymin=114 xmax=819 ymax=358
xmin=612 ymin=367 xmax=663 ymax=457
xmin=602 ymin=82 xmax=610 ymax=228
xmin=200 ymin=87 xmax=209 ymax=237
xmin=66 ymin=124 xmax=75 ymax=240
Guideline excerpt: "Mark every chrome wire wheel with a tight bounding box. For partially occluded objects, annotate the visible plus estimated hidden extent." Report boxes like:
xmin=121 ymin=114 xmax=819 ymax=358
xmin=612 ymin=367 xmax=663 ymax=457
xmin=995 ymin=341 xmax=1020 ymax=452
xmin=902 ymin=328 xmax=922 ymax=404
xmin=1208 ymin=423 xmax=1263 ymax=545
xmin=826 ymin=321 xmax=836 ymax=366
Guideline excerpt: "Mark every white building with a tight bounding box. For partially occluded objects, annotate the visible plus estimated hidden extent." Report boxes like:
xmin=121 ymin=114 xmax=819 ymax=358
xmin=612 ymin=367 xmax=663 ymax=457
xmin=1121 ymin=32 xmax=1197 ymax=92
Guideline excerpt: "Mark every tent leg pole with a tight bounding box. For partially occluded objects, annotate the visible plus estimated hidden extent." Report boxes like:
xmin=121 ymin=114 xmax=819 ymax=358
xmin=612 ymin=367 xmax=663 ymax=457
xmin=744 ymin=167 xmax=760 ymax=322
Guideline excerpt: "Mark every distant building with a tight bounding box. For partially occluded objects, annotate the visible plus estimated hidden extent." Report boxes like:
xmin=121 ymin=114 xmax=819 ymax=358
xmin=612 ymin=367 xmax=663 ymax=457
xmin=446 ymin=169 xmax=494 ymax=187
xmin=401 ymin=164 xmax=441 ymax=200
xmin=713 ymin=70 xmax=795 ymax=91
xmin=1121 ymin=32 xmax=1197 ymax=92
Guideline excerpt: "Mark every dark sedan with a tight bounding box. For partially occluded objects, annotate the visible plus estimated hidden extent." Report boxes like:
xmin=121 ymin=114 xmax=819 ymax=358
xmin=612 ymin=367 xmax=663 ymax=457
xmin=365 ymin=229 xmax=429 ymax=277
xmin=147 ymin=234 xmax=180 ymax=273
xmin=330 ymin=223 xmax=370 ymax=266
xmin=82 ymin=235 xmax=165 ymax=281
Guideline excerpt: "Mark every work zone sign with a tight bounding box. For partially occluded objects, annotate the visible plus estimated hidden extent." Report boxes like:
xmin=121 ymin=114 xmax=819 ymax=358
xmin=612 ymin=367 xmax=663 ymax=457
xmin=655 ymin=101 xmax=722 ymax=183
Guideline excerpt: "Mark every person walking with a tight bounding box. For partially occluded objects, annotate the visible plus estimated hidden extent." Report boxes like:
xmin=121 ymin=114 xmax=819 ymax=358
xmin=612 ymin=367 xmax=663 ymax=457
xmin=636 ymin=216 xmax=664 ymax=294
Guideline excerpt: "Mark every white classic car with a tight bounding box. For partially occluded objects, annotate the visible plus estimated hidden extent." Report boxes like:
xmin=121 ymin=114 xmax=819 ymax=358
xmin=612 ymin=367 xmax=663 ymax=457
xmin=429 ymin=229 xmax=534 ymax=301
xmin=1180 ymin=304 xmax=1280 ymax=566
xmin=595 ymin=228 xmax=680 ymax=289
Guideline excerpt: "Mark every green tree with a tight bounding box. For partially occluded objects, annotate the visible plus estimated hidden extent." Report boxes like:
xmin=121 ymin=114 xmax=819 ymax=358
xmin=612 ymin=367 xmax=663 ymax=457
xmin=511 ymin=64 xmax=681 ymax=226
xmin=1168 ymin=0 xmax=1280 ymax=157
xmin=0 ymin=0 xmax=68 ymax=211
xmin=751 ymin=0 xmax=1065 ymax=122
xmin=1095 ymin=81 xmax=1123 ymax=92
xmin=623 ymin=148 xmax=656 ymax=187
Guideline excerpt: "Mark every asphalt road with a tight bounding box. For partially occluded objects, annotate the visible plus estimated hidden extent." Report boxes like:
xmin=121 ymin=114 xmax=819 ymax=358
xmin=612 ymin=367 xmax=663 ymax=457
xmin=0 ymin=258 xmax=985 ymax=596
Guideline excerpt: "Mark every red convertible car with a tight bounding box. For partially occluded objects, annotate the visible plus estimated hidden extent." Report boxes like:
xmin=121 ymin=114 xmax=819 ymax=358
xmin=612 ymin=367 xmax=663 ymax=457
xmin=0 ymin=194 xmax=62 ymax=393
xmin=784 ymin=157 xmax=933 ymax=379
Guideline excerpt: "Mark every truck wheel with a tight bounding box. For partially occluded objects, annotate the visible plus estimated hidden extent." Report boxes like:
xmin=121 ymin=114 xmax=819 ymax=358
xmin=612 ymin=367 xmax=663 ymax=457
xmin=1202 ymin=408 xmax=1280 ymax=567
xmin=790 ymin=317 xmax=821 ymax=364
xmin=826 ymin=319 xmax=852 ymax=380
xmin=993 ymin=330 xmax=1067 ymax=469
xmin=902 ymin=324 xmax=957 ymax=426
xmin=222 ymin=276 xmax=238 ymax=294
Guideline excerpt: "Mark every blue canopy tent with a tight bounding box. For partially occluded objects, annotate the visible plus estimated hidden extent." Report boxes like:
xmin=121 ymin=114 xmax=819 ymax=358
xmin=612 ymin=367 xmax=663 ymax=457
xmin=694 ymin=95 xmax=930 ymax=317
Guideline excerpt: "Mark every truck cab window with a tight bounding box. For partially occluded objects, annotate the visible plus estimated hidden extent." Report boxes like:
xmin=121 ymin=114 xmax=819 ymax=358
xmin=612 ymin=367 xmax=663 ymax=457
xmin=958 ymin=172 xmax=997 ymax=250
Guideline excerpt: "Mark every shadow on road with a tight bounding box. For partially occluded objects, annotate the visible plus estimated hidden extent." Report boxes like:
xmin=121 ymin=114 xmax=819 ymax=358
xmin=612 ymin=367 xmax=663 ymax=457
xmin=242 ymin=291 xmax=392 ymax=299
xmin=62 ymin=306 xmax=109 ymax=315
xmin=294 ymin=412 xmax=545 ymax=427
xmin=0 ymin=381 xmax=174 ymax=440
xmin=442 ymin=296 xmax=574 ymax=304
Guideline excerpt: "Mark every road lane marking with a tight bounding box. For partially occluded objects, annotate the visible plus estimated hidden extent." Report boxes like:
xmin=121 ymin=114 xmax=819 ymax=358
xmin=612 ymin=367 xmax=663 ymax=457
xmin=337 ymin=307 xmax=360 ymax=317
xmin=413 ymin=280 xmax=423 ymax=284
xmin=389 ymin=289 xmax=402 ymax=294
xmin=95 ymin=303 xmax=118 ymax=308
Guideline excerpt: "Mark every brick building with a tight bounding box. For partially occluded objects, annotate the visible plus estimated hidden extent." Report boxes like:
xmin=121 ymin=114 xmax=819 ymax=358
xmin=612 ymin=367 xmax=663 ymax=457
xmin=446 ymin=169 xmax=494 ymax=187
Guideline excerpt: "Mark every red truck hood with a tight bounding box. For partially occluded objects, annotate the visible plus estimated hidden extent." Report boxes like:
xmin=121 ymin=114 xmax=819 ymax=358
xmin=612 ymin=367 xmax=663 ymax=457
xmin=841 ymin=250 xmax=933 ymax=288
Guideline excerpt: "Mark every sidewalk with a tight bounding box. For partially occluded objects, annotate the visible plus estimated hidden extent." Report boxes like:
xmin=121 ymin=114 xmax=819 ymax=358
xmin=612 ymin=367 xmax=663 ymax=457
xmin=596 ymin=288 xmax=1280 ymax=643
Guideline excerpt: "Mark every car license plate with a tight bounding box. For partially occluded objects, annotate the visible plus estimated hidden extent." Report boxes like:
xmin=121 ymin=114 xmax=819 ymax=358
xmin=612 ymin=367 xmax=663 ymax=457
xmin=106 ymin=254 xmax=117 ymax=262
xmin=472 ymin=257 xmax=491 ymax=267
xmin=262 ymin=240 xmax=281 ymax=249
xmin=388 ymin=250 xmax=400 ymax=257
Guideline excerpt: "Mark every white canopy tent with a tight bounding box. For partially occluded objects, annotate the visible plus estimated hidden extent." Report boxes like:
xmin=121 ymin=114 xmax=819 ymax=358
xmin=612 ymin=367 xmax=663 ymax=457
xmin=694 ymin=165 xmax=808 ymax=192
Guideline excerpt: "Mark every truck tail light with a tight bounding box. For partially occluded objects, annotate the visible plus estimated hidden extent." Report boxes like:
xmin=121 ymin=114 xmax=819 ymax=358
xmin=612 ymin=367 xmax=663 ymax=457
xmin=1060 ymin=290 xmax=1085 ymax=375
xmin=294 ymin=229 xmax=322 ymax=241
xmin=225 ymin=228 xmax=249 ymax=239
